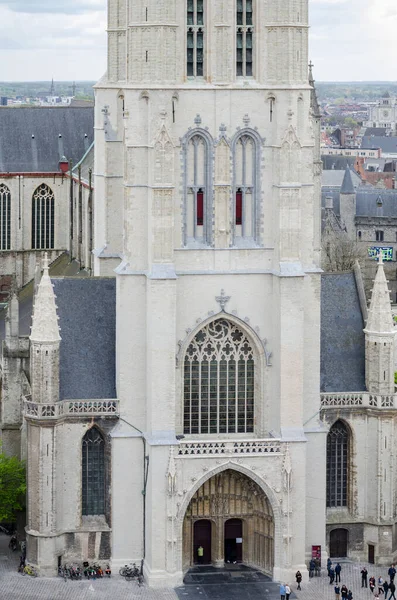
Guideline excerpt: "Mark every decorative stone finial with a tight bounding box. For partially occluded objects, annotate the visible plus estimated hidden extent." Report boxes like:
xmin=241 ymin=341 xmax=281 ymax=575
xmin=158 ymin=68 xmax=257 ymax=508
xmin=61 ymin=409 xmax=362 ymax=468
xmin=243 ymin=114 xmax=250 ymax=126
xmin=30 ymin=253 xmax=61 ymax=343
xmin=216 ymin=289 xmax=231 ymax=312
xmin=364 ymin=252 xmax=394 ymax=334
xmin=194 ymin=114 xmax=202 ymax=126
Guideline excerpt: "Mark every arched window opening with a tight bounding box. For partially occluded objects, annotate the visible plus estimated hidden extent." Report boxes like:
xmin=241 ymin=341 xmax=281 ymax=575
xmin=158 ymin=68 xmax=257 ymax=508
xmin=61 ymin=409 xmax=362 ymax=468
xmin=187 ymin=0 xmax=205 ymax=77
xmin=184 ymin=319 xmax=255 ymax=435
xmin=236 ymin=0 xmax=254 ymax=77
xmin=0 ymin=184 xmax=11 ymax=251
xmin=233 ymin=134 xmax=258 ymax=242
xmin=326 ymin=420 xmax=349 ymax=508
xmin=82 ymin=427 xmax=105 ymax=516
xmin=31 ymin=183 xmax=54 ymax=250
xmin=185 ymin=133 xmax=212 ymax=245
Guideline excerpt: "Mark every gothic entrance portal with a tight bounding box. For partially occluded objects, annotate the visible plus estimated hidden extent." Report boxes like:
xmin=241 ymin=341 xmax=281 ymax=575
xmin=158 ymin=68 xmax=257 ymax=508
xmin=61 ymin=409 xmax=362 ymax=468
xmin=183 ymin=469 xmax=274 ymax=574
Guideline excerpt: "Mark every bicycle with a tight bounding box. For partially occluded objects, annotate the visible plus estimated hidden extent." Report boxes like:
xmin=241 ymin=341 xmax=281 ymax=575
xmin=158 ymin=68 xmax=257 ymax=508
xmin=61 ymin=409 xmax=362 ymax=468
xmin=22 ymin=564 xmax=38 ymax=577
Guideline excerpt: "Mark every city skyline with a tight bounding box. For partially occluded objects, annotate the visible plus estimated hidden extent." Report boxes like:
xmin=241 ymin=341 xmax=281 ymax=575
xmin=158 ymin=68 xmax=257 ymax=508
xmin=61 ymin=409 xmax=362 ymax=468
xmin=0 ymin=0 xmax=395 ymax=82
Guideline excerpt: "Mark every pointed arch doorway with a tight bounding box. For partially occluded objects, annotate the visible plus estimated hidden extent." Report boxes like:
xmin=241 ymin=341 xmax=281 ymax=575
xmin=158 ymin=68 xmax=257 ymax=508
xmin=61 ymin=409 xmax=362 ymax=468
xmin=182 ymin=469 xmax=274 ymax=574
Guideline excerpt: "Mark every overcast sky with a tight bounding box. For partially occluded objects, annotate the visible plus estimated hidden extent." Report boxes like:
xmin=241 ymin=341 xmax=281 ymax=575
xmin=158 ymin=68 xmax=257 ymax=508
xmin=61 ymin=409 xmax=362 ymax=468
xmin=0 ymin=0 xmax=395 ymax=82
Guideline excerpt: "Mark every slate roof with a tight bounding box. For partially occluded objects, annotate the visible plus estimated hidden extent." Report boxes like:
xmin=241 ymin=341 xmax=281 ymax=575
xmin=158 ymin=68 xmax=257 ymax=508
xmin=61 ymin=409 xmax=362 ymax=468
xmin=72 ymin=142 xmax=94 ymax=184
xmin=321 ymin=272 xmax=366 ymax=392
xmin=361 ymin=136 xmax=397 ymax=155
xmin=321 ymin=155 xmax=356 ymax=171
xmin=322 ymin=169 xmax=361 ymax=189
xmin=340 ymin=167 xmax=356 ymax=194
xmin=364 ymin=128 xmax=388 ymax=137
xmin=356 ymin=189 xmax=397 ymax=217
xmin=0 ymin=106 xmax=94 ymax=173
xmin=52 ymin=278 xmax=116 ymax=400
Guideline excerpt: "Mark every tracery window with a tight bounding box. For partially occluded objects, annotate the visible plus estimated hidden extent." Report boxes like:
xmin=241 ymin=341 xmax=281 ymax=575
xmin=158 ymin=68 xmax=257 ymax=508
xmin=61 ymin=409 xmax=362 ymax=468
xmin=31 ymin=184 xmax=55 ymax=250
xmin=187 ymin=0 xmax=204 ymax=77
xmin=0 ymin=184 xmax=11 ymax=250
xmin=185 ymin=133 xmax=212 ymax=245
xmin=326 ymin=420 xmax=349 ymax=508
xmin=82 ymin=427 xmax=105 ymax=516
xmin=233 ymin=133 xmax=258 ymax=242
xmin=184 ymin=319 xmax=255 ymax=435
xmin=237 ymin=0 xmax=254 ymax=77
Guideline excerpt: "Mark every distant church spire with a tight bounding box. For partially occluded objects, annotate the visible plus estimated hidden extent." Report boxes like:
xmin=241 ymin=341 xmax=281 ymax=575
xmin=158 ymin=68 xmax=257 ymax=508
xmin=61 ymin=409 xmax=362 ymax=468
xmin=365 ymin=253 xmax=394 ymax=334
xmin=30 ymin=254 xmax=61 ymax=343
xmin=50 ymin=78 xmax=55 ymax=96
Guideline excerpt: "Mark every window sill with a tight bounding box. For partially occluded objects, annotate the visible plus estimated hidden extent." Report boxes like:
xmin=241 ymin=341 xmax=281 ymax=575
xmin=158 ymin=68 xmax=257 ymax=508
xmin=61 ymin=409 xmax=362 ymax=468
xmin=81 ymin=515 xmax=110 ymax=531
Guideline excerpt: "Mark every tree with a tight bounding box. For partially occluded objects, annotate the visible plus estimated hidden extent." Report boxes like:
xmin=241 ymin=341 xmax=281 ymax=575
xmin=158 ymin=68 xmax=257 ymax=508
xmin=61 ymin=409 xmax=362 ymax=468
xmin=322 ymin=216 xmax=365 ymax=272
xmin=0 ymin=445 xmax=26 ymax=522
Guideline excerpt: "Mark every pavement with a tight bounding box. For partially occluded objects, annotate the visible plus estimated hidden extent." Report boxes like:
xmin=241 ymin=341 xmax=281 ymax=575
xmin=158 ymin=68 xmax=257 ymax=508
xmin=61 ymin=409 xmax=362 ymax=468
xmin=0 ymin=534 xmax=393 ymax=600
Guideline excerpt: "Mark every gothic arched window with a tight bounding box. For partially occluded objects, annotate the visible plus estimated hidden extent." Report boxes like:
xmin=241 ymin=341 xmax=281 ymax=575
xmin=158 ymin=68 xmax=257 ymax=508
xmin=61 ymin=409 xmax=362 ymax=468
xmin=82 ymin=427 xmax=105 ymax=516
xmin=236 ymin=0 xmax=254 ymax=77
xmin=184 ymin=132 xmax=213 ymax=246
xmin=326 ymin=420 xmax=350 ymax=508
xmin=184 ymin=319 xmax=255 ymax=435
xmin=187 ymin=0 xmax=205 ymax=77
xmin=0 ymin=183 xmax=11 ymax=250
xmin=31 ymin=183 xmax=55 ymax=250
xmin=233 ymin=133 xmax=259 ymax=243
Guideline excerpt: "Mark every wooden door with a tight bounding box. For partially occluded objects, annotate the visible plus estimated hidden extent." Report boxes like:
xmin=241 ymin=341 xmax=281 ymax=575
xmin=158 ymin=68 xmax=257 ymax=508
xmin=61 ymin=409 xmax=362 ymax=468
xmin=193 ymin=520 xmax=212 ymax=564
xmin=330 ymin=529 xmax=348 ymax=558
xmin=368 ymin=544 xmax=375 ymax=564
xmin=225 ymin=519 xmax=243 ymax=563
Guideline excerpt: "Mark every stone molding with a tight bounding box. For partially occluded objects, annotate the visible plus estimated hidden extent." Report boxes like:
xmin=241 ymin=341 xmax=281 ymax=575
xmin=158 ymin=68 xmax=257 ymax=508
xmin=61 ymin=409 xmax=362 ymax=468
xmin=320 ymin=392 xmax=396 ymax=409
xmin=23 ymin=397 xmax=119 ymax=420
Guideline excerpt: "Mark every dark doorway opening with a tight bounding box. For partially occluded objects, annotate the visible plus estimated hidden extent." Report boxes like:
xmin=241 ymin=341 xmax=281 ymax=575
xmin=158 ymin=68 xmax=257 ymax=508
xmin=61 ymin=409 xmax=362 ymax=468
xmin=225 ymin=518 xmax=243 ymax=563
xmin=330 ymin=528 xmax=348 ymax=558
xmin=193 ymin=520 xmax=212 ymax=564
xmin=368 ymin=544 xmax=375 ymax=564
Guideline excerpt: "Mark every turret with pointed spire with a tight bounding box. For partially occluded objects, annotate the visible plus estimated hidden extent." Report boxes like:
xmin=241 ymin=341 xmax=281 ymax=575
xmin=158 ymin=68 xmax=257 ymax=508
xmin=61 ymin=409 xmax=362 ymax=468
xmin=364 ymin=253 xmax=396 ymax=395
xmin=29 ymin=253 xmax=61 ymax=404
xmin=339 ymin=166 xmax=357 ymax=236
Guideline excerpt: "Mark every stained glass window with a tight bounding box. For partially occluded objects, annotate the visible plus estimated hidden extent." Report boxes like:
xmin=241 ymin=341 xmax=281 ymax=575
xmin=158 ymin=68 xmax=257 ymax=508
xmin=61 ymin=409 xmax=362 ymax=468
xmin=0 ymin=184 xmax=11 ymax=250
xmin=184 ymin=319 xmax=255 ymax=434
xmin=31 ymin=184 xmax=55 ymax=250
xmin=326 ymin=421 xmax=349 ymax=507
xmin=82 ymin=428 xmax=105 ymax=515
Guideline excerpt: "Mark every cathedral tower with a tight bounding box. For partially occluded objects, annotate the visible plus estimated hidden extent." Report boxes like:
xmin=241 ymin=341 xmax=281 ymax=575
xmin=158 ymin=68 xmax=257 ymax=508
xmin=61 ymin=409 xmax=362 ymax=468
xmin=94 ymin=0 xmax=325 ymax=586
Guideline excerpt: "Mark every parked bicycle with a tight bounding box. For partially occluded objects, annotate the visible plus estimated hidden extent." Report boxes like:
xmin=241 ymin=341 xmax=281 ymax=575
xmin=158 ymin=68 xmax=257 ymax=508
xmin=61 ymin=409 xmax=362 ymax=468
xmin=120 ymin=562 xmax=144 ymax=585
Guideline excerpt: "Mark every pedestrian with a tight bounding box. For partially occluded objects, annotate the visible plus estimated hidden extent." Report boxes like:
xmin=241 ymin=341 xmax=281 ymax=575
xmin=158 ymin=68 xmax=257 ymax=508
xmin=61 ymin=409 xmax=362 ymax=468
xmin=335 ymin=584 xmax=341 ymax=600
xmin=389 ymin=582 xmax=396 ymax=600
xmin=383 ymin=580 xmax=389 ymax=597
xmin=315 ymin=557 xmax=321 ymax=576
xmin=197 ymin=545 xmax=204 ymax=564
xmin=296 ymin=570 xmax=302 ymax=591
xmin=379 ymin=577 xmax=385 ymax=595
xmin=335 ymin=563 xmax=342 ymax=583
xmin=370 ymin=577 xmax=376 ymax=594
xmin=285 ymin=584 xmax=291 ymax=600
xmin=389 ymin=566 xmax=396 ymax=584
xmin=327 ymin=558 xmax=332 ymax=575
xmin=347 ymin=590 xmax=353 ymax=600
xmin=309 ymin=558 xmax=315 ymax=578
xmin=329 ymin=567 xmax=335 ymax=585
xmin=280 ymin=583 xmax=286 ymax=600
xmin=362 ymin=567 xmax=368 ymax=588
xmin=341 ymin=584 xmax=348 ymax=600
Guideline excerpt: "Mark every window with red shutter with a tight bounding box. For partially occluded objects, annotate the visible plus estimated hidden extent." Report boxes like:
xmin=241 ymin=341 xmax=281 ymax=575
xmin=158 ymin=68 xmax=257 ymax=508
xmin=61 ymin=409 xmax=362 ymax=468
xmin=236 ymin=190 xmax=242 ymax=225
xmin=197 ymin=189 xmax=204 ymax=226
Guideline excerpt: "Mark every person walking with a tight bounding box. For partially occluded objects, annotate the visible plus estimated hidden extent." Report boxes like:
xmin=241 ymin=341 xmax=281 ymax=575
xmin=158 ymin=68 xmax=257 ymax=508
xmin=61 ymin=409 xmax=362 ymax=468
xmin=370 ymin=577 xmax=376 ymax=594
xmin=383 ymin=580 xmax=389 ymax=597
xmin=379 ymin=576 xmax=385 ymax=595
xmin=389 ymin=581 xmax=396 ymax=600
xmin=197 ymin=546 xmax=204 ymax=564
xmin=329 ymin=567 xmax=335 ymax=585
xmin=347 ymin=590 xmax=353 ymax=600
xmin=315 ymin=557 xmax=321 ymax=576
xmin=309 ymin=559 xmax=315 ymax=578
xmin=285 ymin=584 xmax=291 ymax=600
xmin=341 ymin=584 xmax=348 ymax=600
xmin=327 ymin=558 xmax=332 ymax=575
xmin=361 ymin=567 xmax=368 ymax=588
xmin=280 ymin=583 xmax=286 ymax=600
xmin=295 ymin=571 xmax=302 ymax=591
xmin=389 ymin=566 xmax=396 ymax=584
xmin=335 ymin=584 xmax=341 ymax=600
xmin=335 ymin=563 xmax=342 ymax=583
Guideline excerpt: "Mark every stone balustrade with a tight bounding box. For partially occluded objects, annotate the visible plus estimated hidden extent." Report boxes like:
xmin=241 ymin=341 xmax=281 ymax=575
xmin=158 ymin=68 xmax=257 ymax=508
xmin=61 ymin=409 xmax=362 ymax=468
xmin=177 ymin=439 xmax=282 ymax=457
xmin=23 ymin=397 xmax=119 ymax=420
xmin=320 ymin=392 xmax=395 ymax=409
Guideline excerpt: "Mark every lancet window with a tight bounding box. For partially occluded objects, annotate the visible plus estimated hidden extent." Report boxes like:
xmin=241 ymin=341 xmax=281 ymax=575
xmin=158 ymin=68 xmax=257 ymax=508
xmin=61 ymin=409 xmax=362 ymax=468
xmin=187 ymin=0 xmax=205 ymax=77
xmin=82 ymin=427 xmax=105 ymax=515
xmin=31 ymin=183 xmax=55 ymax=250
xmin=326 ymin=420 xmax=350 ymax=508
xmin=185 ymin=132 xmax=212 ymax=245
xmin=233 ymin=133 xmax=259 ymax=243
xmin=237 ymin=0 xmax=254 ymax=77
xmin=184 ymin=319 xmax=255 ymax=435
xmin=0 ymin=184 xmax=11 ymax=250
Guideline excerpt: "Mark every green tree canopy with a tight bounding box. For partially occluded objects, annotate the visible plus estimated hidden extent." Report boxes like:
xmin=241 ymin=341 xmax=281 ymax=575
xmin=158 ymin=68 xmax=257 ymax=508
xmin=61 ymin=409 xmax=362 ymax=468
xmin=0 ymin=445 xmax=26 ymax=522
